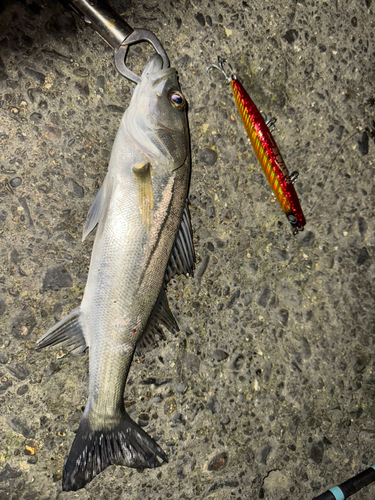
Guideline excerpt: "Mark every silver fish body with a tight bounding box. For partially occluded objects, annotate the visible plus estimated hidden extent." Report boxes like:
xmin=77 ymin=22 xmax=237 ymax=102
xmin=37 ymin=54 xmax=194 ymax=491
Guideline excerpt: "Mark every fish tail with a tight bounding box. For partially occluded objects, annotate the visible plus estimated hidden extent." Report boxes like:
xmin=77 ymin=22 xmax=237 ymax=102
xmin=62 ymin=410 xmax=168 ymax=491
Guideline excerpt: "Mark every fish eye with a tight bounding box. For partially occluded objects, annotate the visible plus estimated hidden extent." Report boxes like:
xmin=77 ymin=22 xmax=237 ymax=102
xmin=169 ymin=90 xmax=185 ymax=110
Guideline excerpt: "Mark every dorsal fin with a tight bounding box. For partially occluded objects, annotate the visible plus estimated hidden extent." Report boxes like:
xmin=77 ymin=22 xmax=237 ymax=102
xmin=164 ymin=201 xmax=195 ymax=283
xmin=137 ymin=288 xmax=178 ymax=350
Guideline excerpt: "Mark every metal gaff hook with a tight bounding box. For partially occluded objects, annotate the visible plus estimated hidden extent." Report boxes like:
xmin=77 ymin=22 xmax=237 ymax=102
xmin=206 ymin=56 xmax=236 ymax=83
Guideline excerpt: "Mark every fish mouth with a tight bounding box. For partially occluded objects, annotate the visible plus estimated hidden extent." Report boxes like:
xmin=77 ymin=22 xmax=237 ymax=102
xmin=151 ymin=68 xmax=177 ymax=87
xmin=142 ymin=54 xmax=176 ymax=86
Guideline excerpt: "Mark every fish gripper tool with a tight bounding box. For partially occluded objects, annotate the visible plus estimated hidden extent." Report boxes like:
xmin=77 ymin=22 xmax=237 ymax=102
xmin=60 ymin=0 xmax=170 ymax=83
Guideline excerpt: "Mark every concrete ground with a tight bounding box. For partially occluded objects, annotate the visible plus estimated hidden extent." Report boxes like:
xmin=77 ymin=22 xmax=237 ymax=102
xmin=0 ymin=0 xmax=374 ymax=499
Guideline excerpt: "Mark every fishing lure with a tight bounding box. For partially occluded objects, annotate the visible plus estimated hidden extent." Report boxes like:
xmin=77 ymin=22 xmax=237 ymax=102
xmin=207 ymin=57 xmax=306 ymax=235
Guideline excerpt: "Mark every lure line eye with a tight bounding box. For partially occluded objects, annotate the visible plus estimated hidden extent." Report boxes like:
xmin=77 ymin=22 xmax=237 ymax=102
xmin=169 ymin=91 xmax=185 ymax=110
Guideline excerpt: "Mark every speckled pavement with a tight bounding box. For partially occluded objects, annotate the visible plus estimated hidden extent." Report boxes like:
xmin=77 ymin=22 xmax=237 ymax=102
xmin=0 ymin=1 xmax=374 ymax=499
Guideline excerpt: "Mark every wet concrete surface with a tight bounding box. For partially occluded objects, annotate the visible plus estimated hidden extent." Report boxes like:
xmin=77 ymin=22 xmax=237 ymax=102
xmin=0 ymin=0 xmax=374 ymax=499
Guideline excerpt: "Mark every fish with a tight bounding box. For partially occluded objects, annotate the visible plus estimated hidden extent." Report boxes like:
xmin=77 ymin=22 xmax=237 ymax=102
xmin=37 ymin=54 xmax=195 ymax=491
xmin=207 ymin=57 xmax=306 ymax=235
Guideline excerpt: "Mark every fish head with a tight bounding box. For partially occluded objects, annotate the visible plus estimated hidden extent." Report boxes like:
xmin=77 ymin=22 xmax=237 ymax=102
xmin=126 ymin=54 xmax=189 ymax=171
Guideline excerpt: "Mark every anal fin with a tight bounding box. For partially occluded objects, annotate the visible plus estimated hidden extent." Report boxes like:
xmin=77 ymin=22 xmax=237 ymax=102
xmin=37 ymin=307 xmax=87 ymax=355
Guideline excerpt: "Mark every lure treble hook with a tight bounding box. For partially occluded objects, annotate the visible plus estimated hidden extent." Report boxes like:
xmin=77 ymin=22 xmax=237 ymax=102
xmin=206 ymin=56 xmax=236 ymax=83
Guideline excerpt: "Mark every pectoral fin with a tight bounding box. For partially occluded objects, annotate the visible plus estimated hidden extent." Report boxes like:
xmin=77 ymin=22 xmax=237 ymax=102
xmin=133 ymin=162 xmax=154 ymax=232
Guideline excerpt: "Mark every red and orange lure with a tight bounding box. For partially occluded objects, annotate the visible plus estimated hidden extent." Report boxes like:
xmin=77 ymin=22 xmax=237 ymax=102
xmin=207 ymin=57 xmax=306 ymax=235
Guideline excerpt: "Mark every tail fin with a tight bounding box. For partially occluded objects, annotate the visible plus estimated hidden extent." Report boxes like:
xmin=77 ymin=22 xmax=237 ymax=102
xmin=62 ymin=411 xmax=167 ymax=491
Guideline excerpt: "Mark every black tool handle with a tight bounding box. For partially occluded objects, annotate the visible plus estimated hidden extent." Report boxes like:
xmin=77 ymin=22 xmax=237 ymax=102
xmin=312 ymin=491 xmax=336 ymax=500
xmin=312 ymin=466 xmax=375 ymax=500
